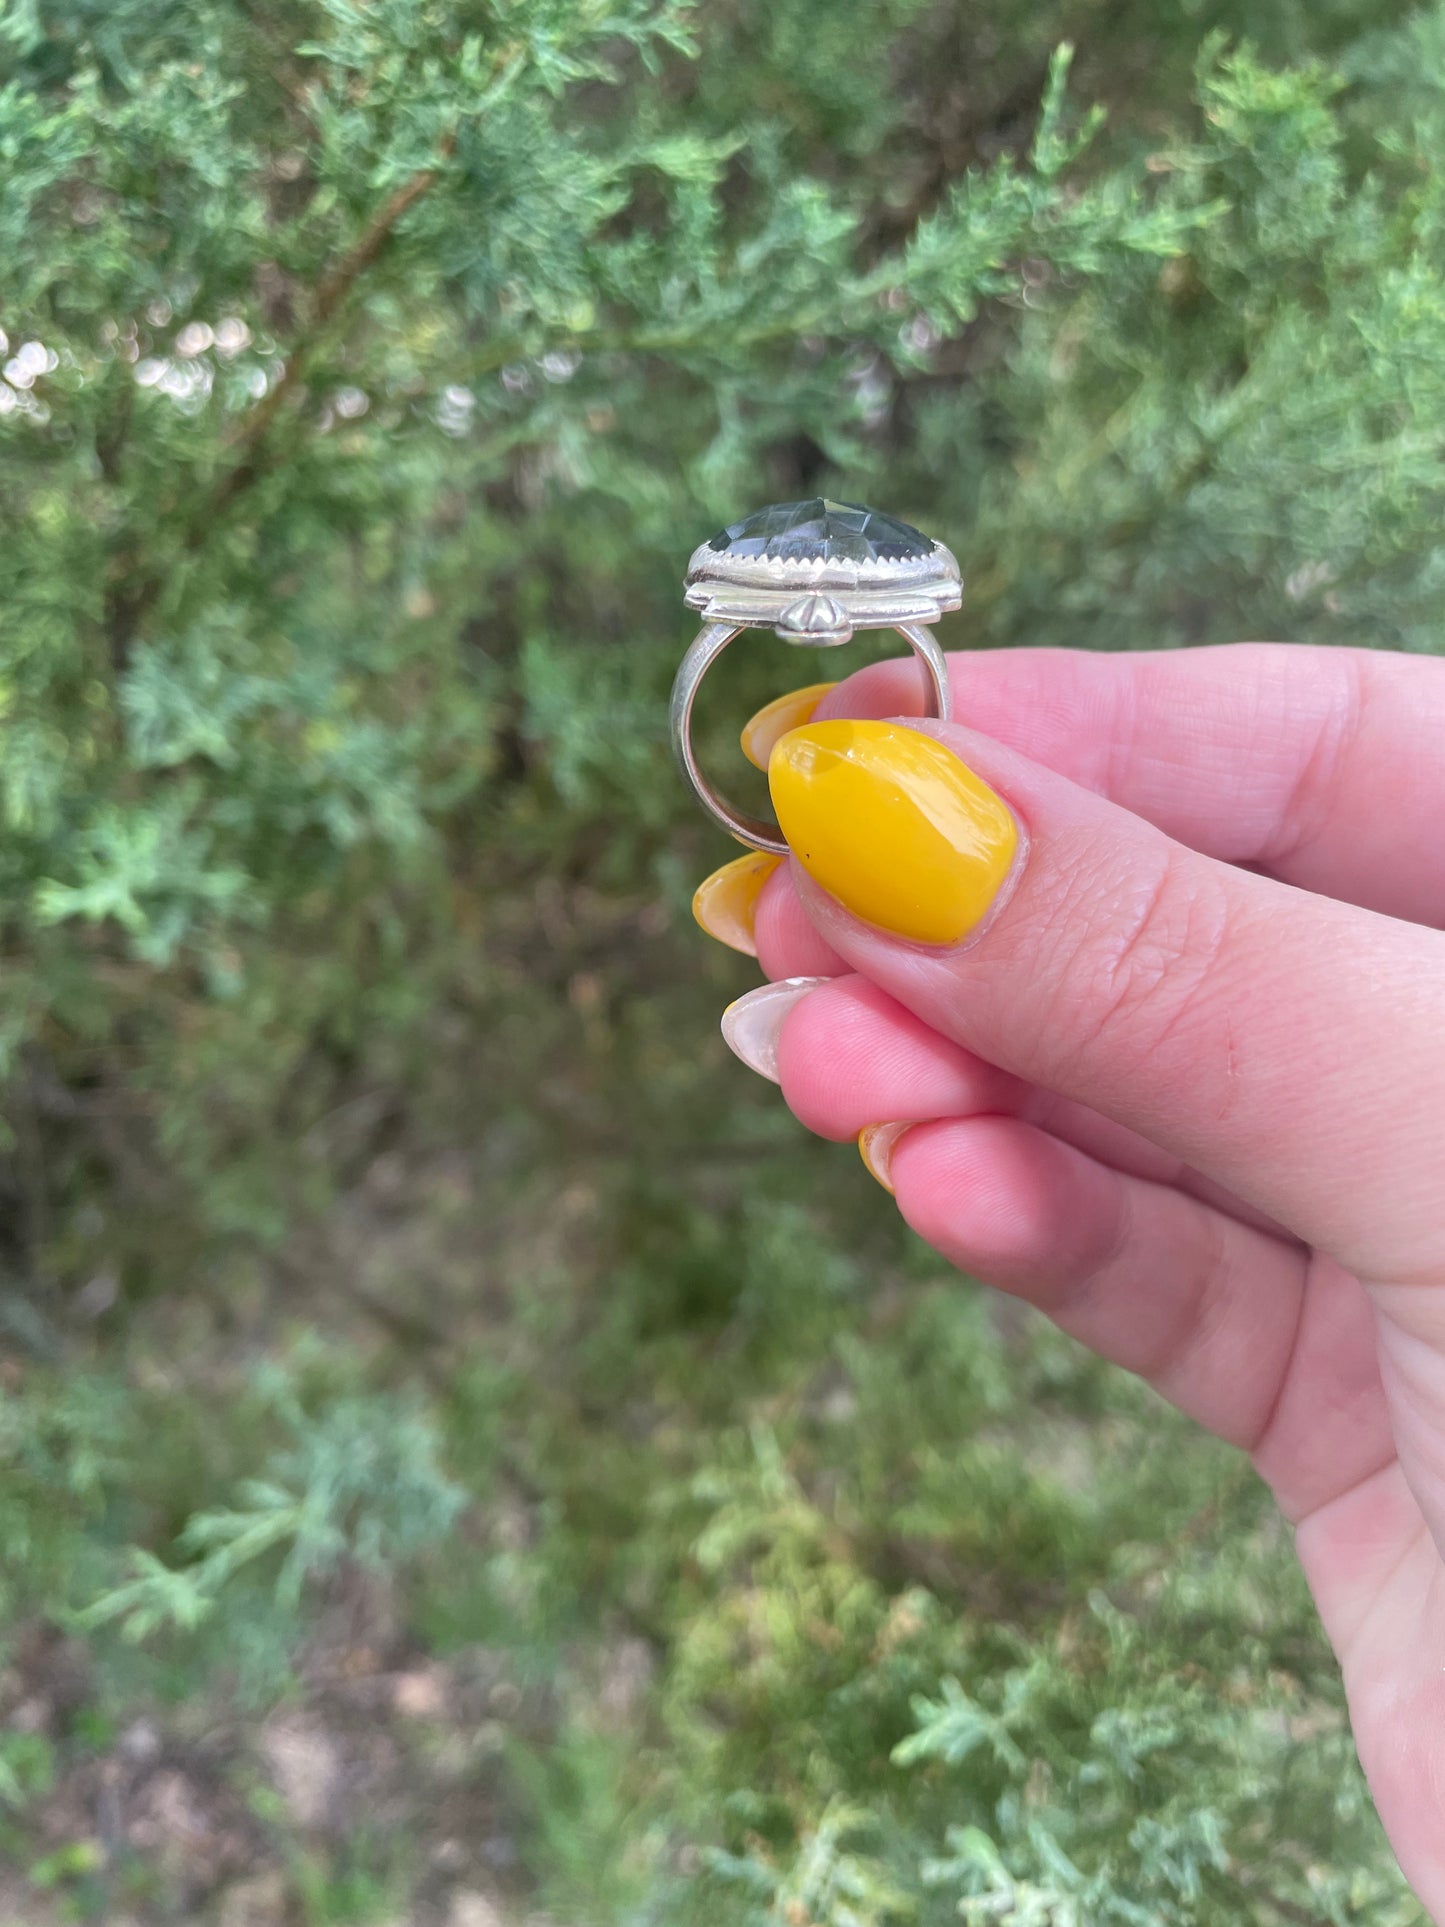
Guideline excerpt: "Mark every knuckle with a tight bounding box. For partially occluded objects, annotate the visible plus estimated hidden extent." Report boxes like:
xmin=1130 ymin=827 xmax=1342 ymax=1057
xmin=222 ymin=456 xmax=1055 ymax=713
xmin=1053 ymin=844 xmax=1235 ymax=1075
xmin=1271 ymin=647 xmax=1368 ymax=867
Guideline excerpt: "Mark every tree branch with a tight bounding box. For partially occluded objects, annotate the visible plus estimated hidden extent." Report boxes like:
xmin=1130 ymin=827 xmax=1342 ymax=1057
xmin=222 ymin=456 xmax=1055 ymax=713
xmin=209 ymin=133 xmax=458 ymax=522
xmin=104 ymin=132 xmax=458 ymax=668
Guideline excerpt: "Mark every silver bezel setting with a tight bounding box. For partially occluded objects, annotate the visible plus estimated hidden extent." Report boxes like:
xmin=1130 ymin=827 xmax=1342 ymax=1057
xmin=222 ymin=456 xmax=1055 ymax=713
xmin=684 ymin=536 xmax=962 ymax=646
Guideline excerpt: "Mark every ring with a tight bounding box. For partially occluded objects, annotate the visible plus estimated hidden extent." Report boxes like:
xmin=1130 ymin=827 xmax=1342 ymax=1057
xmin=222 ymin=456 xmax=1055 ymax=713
xmin=671 ymin=498 xmax=959 ymax=854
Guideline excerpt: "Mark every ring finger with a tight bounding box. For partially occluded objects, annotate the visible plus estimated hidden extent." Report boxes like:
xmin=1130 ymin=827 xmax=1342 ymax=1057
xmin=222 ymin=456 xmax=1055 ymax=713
xmin=724 ymin=972 xmax=1291 ymax=1239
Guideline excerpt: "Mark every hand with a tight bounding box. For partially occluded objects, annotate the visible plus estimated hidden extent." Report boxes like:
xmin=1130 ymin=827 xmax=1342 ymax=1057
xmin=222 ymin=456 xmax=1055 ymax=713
xmin=692 ymin=643 xmax=1445 ymax=1917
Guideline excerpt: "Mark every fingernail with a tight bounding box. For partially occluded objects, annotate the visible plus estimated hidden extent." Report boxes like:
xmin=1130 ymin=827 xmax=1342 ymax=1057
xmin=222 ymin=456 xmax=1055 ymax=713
xmin=720 ymin=977 xmax=828 ymax=1084
xmin=692 ymin=852 xmax=783 ymax=957
xmin=740 ymin=683 xmax=837 ymax=772
xmin=858 ymin=1122 xmax=914 ymax=1194
xmin=769 ymin=720 xmax=1019 ymax=946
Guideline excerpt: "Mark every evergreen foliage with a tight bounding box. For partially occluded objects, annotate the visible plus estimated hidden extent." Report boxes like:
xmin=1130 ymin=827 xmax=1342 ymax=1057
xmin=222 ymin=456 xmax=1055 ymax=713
xmin=0 ymin=0 xmax=1439 ymax=1917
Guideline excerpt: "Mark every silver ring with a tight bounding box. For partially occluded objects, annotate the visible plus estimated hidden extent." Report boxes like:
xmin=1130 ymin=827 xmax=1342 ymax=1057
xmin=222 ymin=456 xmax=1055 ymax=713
xmin=670 ymin=500 xmax=959 ymax=855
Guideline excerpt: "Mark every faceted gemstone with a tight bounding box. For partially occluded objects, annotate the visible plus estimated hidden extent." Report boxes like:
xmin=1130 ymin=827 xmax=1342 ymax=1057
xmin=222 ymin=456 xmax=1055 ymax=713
xmin=707 ymin=498 xmax=932 ymax=564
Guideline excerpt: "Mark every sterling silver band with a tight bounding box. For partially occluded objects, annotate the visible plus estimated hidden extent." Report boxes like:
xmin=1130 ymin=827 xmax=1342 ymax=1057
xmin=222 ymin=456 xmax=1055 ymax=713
xmin=670 ymin=618 xmax=953 ymax=856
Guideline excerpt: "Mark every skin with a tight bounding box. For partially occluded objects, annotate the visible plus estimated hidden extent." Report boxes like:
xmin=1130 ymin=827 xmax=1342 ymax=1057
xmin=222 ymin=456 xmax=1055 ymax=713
xmin=732 ymin=643 xmax=1445 ymax=1917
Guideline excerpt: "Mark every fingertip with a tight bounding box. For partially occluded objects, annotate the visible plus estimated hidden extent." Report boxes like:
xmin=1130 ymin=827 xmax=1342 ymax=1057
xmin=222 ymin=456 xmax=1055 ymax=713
xmin=773 ymin=974 xmax=1018 ymax=1141
xmin=753 ymin=858 xmax=848 ymax=980
xmin=889 ymin=1115 xmax=1122 ymax=1297
xmin=774 ymin=977 xmax=909 ymax=1142
xmin=812 ymin=657 xmax=930 ymax=723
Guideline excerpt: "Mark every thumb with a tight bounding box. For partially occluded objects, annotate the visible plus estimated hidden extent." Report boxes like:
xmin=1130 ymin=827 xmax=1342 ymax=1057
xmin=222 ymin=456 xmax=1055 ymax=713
xmin=767 ymin=717 xmax=1445 ymax=1293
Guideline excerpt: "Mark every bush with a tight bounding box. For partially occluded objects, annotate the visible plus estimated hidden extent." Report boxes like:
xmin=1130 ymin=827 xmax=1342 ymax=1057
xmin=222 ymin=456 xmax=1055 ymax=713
xmin=0 ymin=0 xmax=1437 ymax=1919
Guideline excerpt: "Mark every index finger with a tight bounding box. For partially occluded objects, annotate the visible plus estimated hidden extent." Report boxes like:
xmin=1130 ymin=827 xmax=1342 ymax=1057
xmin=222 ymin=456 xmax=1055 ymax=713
xmin=809 ymin=643 xmax=1445 ymax=927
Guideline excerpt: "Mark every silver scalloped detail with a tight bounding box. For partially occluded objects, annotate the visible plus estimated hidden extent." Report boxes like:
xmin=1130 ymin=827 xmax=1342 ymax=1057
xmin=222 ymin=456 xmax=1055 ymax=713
xmin=776 ymin=593 xmax=852 ymax=645
xmin=684 ymin=538 xmax=960 ymax=593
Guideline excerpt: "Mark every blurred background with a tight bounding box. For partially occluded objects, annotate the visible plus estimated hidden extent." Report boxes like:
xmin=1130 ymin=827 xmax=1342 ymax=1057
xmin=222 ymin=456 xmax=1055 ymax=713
xmin=2 ymin=1 xmax=1442 ymax=1920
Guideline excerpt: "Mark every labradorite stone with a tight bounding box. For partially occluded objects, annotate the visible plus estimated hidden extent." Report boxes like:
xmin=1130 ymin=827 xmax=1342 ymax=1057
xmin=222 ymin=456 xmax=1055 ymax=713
xmin=707 ymin=498 xmax=932 ymax=564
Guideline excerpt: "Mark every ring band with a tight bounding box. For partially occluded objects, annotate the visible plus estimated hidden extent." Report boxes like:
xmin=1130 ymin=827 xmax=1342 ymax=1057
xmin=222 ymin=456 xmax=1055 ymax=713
xmin=671 ymin=618 xmax=952 ymax=856
xmin=670 ymin=500 xmax=960 ymax=855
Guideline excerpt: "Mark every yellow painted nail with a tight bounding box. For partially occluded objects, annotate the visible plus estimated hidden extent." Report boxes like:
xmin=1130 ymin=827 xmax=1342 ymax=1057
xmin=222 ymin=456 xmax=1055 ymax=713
xmin=768 ymin=720 xmax=1019 ymax=946
xmin=858 ymin=1122 xmax=913 ymax=1194
xmin=692 ymin=851 xmax=783 ymax=957
xmin=740 ymin=682 xmax=837 ymax=772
